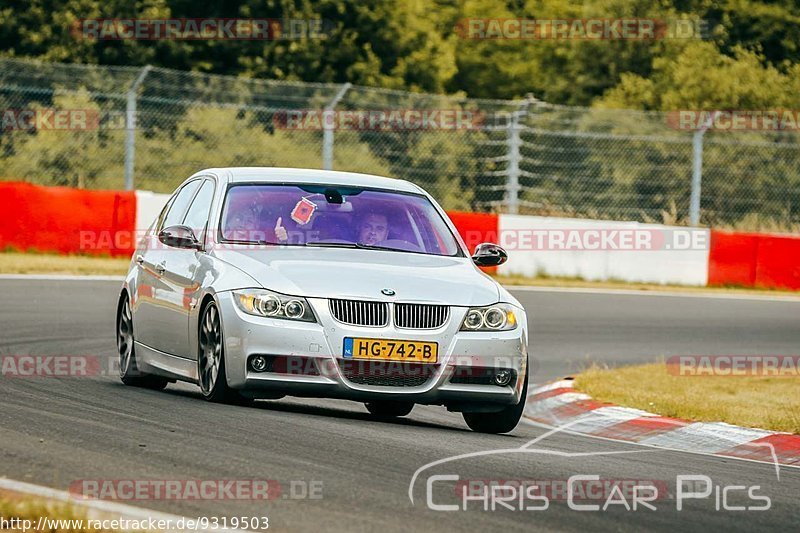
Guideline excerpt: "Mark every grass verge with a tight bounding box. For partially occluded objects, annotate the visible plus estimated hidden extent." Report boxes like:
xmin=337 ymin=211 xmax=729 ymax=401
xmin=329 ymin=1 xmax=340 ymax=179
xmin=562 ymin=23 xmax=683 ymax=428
xmin=574 ymin=362 xmax=800 ymax=434
xmin=0 ymin=251 xmax=129 ymax=276
xmin=0 ymin=494 xmax=114 ymax=532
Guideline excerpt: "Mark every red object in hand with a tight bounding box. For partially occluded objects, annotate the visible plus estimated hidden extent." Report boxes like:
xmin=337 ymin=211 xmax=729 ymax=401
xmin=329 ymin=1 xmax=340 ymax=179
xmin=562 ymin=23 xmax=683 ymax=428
xmin=291 ymin=198 xmax=316 ymax=225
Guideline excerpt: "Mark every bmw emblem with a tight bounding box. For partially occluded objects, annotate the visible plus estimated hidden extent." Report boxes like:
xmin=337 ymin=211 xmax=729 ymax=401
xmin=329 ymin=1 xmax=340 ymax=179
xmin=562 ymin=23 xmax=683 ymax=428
xmin=381 ymin=288 xmax=396 ymax=296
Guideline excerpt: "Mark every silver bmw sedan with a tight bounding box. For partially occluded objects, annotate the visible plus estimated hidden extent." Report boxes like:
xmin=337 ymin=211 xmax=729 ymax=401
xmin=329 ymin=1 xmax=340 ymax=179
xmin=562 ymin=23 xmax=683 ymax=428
xmin=117 ymin=167 xmax=529 ymax=433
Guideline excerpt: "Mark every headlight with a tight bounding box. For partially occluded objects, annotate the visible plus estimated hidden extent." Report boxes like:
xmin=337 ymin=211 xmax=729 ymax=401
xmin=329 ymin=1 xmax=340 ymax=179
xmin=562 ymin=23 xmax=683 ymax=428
xmin=459 ymin=303 xmax=518 ymax=331
xmin=233 ymin=289 xmax=316 ymax=322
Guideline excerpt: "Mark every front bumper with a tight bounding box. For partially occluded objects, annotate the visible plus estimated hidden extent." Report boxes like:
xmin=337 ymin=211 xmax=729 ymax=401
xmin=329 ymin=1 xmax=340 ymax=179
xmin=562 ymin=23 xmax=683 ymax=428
xmin=217 ymin=292 xmax=528 ymax=408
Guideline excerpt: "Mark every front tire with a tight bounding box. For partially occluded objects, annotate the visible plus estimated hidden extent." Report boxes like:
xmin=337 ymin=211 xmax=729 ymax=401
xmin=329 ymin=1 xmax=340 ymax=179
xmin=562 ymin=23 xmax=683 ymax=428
xmin=117 ymin=294 xmax=169 ymax=390
xmin=462 ymin=370 xmax=528 ymax=434
xmin=365 ymin=401 xmax=414 ymax=418
xmin=198 ymin=301 xmax=251 ymax=405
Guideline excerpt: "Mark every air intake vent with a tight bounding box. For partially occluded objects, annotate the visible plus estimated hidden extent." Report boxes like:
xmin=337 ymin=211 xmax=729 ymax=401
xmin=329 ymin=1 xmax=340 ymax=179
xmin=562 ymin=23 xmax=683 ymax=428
xmin=339 ymin=360 xmax=437 ymax=387
xmin=394 ymin=303 xmax=449 ymax=329
xmin=329 ymin=299 xmax=389 ymax=327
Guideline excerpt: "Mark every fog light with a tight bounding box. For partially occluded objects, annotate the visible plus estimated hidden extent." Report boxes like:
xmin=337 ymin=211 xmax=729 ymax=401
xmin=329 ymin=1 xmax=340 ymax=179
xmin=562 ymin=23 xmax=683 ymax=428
xmin=494 ymin=370 xmax=512 ymax=386
xmin=250 ymin=355 xmax=268 ymax=372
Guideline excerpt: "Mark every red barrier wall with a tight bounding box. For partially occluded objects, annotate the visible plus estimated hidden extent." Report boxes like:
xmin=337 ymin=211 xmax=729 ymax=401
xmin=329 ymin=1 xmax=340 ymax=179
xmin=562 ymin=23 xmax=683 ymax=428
xmin=754 ymin=233 xmax=800 ymax=289
xmin=707 ymin=231 xmax=759 ymax=287
xmin=446 ymin=211 xmax=499 ymax=273
xmin=0 ymin=182 xmax=136 ymax=257
xmin=709 ymin=229 xmax=800 ymax=290
xmin=446 ymin=211 xmax=499 ymax=253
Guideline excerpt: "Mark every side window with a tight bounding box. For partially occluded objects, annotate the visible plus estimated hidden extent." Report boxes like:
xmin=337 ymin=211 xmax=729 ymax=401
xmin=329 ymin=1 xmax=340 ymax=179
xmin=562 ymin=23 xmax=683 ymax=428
xmin=161 ymin=181 xmax=201 ymax=229
xmin=182 ymin=180 xmax=215 ymax=238
xmin=154 ymin=196 xmax=176 ymax=232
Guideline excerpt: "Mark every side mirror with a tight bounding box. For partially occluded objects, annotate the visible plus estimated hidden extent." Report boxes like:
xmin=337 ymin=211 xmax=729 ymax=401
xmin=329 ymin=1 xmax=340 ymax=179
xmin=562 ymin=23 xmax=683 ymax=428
xmin=471 ymin=242 xmax=508 ymax=267
xmin=159 ymin=225 xmax=202 ymax=250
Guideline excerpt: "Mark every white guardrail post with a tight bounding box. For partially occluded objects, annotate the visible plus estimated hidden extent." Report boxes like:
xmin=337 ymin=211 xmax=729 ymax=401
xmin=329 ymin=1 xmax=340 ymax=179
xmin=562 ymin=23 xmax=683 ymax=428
xmin=505 ymin=99 xmax=534 ymax=215
xmin=689 ymin=130 xmax=704 ymax=226
xmin=505 ymin=112 xmax=521 ymax=215
xmin=689 ymin=111 xmax=719 ymax=226
xmin=124 ymin=65 xmax=152 ymax=191
xmin=322 ymin=82 xmax=352 ymax=171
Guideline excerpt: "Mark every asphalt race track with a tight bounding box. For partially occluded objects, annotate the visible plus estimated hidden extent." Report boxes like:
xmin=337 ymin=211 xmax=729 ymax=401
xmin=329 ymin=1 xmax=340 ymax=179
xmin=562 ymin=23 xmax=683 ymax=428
xmin=0 ymin=278 xmax=798 ymax=532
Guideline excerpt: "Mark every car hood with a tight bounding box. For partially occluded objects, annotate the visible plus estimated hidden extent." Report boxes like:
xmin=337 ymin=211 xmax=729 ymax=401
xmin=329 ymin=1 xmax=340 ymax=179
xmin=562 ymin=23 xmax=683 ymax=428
xmin=212 ymin=247 xmax=500 ymax=306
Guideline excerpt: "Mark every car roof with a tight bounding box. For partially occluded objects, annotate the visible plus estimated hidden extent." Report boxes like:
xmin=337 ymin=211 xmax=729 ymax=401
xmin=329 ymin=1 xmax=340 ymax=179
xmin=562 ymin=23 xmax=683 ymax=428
xmin=197 ymin=167 xmax=424 ymax=195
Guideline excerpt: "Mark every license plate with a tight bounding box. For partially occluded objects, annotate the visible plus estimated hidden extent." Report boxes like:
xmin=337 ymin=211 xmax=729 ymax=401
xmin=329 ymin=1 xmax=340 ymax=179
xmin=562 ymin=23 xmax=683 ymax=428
xmin=343 ymin=338 xmax=438 ymax=363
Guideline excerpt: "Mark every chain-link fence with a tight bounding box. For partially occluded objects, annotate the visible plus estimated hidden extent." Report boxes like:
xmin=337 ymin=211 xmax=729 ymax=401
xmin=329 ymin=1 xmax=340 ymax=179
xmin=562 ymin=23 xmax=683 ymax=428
xmin=1 ymin=57 xmax=798 ymax=230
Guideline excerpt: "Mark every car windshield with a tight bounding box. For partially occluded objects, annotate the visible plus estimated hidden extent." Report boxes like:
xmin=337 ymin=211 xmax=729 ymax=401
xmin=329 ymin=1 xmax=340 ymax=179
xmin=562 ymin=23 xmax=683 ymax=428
xmin=219 ymin=184 xmax=462 ymax=257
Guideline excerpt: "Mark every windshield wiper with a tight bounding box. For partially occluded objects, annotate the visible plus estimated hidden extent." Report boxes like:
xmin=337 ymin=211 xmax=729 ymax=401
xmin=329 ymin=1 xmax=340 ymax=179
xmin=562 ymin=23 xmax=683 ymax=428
xmin=306 ymin=241 xmax=412 ymax=253
xmin=354 ymin=242 xmax=401 ymax=252
xmin=222 ymin=239 xmax=299 ymax=246
xmin=306 ymin=241 xmax=359 ymax=248
xmin=306 ymin=241 xmax=404 ymax=251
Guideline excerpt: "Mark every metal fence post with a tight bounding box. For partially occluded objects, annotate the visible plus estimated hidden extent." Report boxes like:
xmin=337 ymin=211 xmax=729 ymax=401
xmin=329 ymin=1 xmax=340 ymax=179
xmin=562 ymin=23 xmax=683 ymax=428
xmin=689 ymin=111 xmax=718 ymax=226
xmin=505 ymin=113 xmax=521 ymax=214
xmin=322 ymin=83 xmax=351 ymax=171
xmin=505 ymin=99 xmax=534 ymax=215
xmin=689 ymin=130 xmax=704 ymax=226
xmin=124 ymin=65 xmax=152 ymax=191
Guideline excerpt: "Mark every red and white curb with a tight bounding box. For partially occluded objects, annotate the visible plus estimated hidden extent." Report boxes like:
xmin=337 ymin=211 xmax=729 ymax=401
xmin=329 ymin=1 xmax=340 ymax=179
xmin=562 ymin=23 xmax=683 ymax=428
xmin=523 ymin=378 xmax=800 ymax=468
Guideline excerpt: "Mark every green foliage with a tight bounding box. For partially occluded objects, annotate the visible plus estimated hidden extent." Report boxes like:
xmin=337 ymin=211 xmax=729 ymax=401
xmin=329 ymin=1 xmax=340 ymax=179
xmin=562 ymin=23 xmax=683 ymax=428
xmin=0 ymin=103 xmax=391 ymax=192
xmin=0 ymin=89 xmax=124 ymax=188
xmin=598 ymin=41 xmax=799 ymax=110
xmin=1 ymin=0 xmax=799 ymax=107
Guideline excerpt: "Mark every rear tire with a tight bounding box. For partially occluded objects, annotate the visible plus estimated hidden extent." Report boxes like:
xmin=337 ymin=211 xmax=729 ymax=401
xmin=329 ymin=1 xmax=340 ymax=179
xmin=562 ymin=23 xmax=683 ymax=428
xmin=462 ymin=370 xmax=528 ymax=434
xmin=117 ymin=294 xmax=169 ymax=391
xmin=198 ymin=301 xmax=252 ymax=405
xmin=365 ymin=401 xmax=414 ymax=418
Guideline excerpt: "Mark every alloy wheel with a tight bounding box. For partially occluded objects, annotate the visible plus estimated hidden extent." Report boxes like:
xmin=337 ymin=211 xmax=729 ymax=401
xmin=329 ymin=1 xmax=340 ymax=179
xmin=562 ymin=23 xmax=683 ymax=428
xmin=199 ymin=303 xmax=222 ymax=394
xmin=117 ymin=298 xmax=134 ymax=376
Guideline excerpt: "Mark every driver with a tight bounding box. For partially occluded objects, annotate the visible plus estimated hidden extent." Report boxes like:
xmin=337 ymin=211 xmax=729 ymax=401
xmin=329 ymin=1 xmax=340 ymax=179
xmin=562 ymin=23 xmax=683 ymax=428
xmin=225 ymin=207 xmax=259 ymax=241
xmin=357 ymin=212 xmax=389 ymax=245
